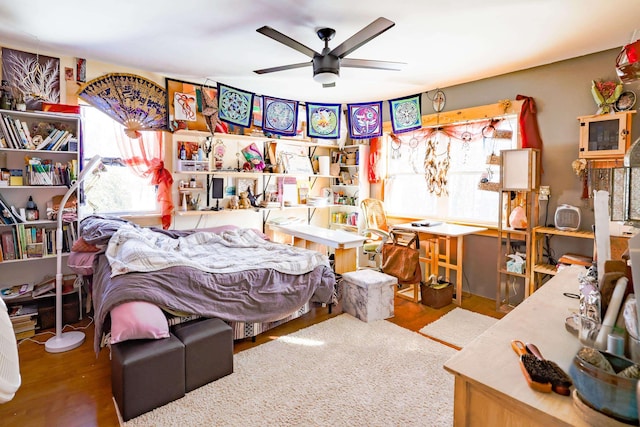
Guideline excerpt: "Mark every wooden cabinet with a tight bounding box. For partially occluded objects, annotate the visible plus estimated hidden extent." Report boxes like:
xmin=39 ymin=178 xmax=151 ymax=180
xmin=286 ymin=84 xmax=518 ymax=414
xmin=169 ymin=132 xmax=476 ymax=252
xmin=578 ymin=110 xmax=635 ymax=159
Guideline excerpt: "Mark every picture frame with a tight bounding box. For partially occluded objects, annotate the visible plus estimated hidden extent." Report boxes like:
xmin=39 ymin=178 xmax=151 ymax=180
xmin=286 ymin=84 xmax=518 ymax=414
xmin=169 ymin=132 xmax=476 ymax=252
xmin=280 ymin=152 xmax=314 ymax=175
xmin=165 ymin=77 xmax=217 ymax=132
xmin=236 ymin=177 xmax=257 ymax=196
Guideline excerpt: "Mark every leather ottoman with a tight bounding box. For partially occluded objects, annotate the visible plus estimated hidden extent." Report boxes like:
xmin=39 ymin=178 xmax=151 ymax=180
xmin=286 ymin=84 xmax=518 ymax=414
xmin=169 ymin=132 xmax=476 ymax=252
xmin=111 ymin=334 xmax=185 ymax=421
xmin=172 ymin=318 xmax=234 ymax=392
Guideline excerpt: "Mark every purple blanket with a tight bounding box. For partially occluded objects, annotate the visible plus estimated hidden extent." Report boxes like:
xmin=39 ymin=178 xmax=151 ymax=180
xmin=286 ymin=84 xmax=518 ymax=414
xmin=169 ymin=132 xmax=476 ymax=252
xmin=80 ymin=216 xmax=336 ymax=352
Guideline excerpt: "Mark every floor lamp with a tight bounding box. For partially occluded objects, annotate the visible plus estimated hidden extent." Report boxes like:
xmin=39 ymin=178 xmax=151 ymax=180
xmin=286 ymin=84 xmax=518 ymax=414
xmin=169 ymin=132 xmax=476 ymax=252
xmin=45 ymin=155 xmax=103 ymax=353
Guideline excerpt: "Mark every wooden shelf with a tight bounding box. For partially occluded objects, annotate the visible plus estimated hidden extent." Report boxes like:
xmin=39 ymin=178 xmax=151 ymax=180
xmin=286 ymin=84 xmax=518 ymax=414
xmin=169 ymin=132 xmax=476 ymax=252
xmin=530 ymin=227 xmax=594 ymax=292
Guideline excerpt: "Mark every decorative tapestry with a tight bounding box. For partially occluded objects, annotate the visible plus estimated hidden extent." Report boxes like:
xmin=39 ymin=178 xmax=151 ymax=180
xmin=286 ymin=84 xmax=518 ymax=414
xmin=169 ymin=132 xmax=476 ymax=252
xmin=389 ymin=93 xmax=422 ymax=134
xmin=346 ymin=101 xmax=383 ymax=139
xmin=306 ymin=102 xmax=341 ymax=139
xmin=262 ymin=96 xmax=298 ymax=136
xmin=217 ymin=83 xmax=254 ymax=128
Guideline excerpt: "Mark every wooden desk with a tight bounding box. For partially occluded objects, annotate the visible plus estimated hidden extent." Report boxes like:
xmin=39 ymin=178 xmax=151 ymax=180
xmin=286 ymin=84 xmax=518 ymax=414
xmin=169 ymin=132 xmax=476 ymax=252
xmin=268 ymin=224 xmax=366 ymax=274
xmin=392 ymin=223 xmax=487 ymax=305
xmin=444 ymin=265 xmax=626 ymax=426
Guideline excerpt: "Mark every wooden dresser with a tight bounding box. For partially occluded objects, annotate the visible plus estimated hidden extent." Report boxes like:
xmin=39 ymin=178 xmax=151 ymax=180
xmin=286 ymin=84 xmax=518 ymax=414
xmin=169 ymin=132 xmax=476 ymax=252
xmin=443 ymin=265 xmax=628 ymax=426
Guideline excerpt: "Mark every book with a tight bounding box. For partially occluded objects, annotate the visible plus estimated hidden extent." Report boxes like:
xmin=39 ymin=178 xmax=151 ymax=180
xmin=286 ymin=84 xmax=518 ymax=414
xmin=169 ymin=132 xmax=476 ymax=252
xmin=1 ymin=231 xmax=16 ymax=259
xmin=7 ymin=303 xmax=37 ymax=320
xmin=15 ymin=329 xmax=35 ymax=340
xmin=32 ymin=278 xmax=55 ymax=297
xmin=12 ymin=318 xmax=37 ymax=333
xmin=1 ymin=283 xmax=33 ymax=299
xmin=20 ymin=120 xmax=34 ymax=148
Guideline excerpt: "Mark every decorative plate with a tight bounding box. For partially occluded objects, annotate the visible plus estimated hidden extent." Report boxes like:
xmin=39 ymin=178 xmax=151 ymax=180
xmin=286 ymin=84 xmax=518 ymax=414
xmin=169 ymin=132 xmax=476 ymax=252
xmin=615 ymin=91 xmax=636 ymax=111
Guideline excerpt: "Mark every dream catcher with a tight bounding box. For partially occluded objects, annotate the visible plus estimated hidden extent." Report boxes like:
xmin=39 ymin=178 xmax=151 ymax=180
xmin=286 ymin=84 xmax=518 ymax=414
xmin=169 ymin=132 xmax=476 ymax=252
xmin=423 ymin=130 xmax=451 ymax=196
xmin=389 ymin=133 xmax=402 ymax=159
xmin=460 ymin=122 xmax=473 ymax=164
xmin=77 ymin=73 xmax=167 ymax=138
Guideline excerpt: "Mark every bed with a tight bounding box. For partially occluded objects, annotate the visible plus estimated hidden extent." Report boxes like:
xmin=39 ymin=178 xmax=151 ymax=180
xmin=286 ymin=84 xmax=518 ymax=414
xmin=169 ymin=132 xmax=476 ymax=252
xmin=69 ymin=216 xmax=337 ymax=352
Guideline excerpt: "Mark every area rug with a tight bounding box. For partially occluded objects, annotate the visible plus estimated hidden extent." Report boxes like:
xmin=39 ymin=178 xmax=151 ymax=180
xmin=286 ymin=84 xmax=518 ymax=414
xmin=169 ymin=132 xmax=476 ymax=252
xmin=419 ymin=308 xmax=498 ymax=348
xmin=125 ymin=314 xmax=456 ymax=426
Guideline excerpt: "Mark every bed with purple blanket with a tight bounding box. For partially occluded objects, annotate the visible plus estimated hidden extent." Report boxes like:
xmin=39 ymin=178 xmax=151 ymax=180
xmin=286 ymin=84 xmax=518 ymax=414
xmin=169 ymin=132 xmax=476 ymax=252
xmin=70 ymin=216 xmax=336 ymax=352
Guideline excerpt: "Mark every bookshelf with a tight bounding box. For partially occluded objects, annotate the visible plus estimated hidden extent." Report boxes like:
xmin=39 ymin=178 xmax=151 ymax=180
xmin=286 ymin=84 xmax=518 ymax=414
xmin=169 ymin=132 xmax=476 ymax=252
xmin=0 ymin=108 xmax=82 ymax=336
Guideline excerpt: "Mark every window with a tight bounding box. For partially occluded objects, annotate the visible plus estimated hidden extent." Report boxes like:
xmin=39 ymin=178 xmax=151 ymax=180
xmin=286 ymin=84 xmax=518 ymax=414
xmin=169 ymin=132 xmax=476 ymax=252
xmin=80 ymin=106 xmax=159 ymax=215
xmin=384 ymin=116 xmax=518 ymax=226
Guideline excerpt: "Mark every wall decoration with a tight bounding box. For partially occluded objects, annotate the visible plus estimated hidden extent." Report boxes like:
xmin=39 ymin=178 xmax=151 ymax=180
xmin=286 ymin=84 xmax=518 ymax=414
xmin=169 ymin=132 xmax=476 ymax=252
xmin=389 ymin=93 xmax=422 ymax=134
xmin=173 ymin=92 xmax=197 ymax=121
xmin=64 ymin=67 xmax=74 ymax=81
xmin=253 ymin=96 xmax=263 ymax=127
xmin=166 ymin=78 xmax=219 ymax=132
xmin=346 ymin=101 xmax=383 ymax=139
xmin=306 ymin=102 xmax=341 ymax=139
xmin=76 ymin=58 xmax=86 ymax=83
xmin=1 ymin=47 xmax=60 ymax=111
xmin=78 ymin=73 xmax=167 ymax=138
xmin=262 ymin=96 xmax=298 ymax=136
xmin=217 ymin=83 xmax=254 ymax=128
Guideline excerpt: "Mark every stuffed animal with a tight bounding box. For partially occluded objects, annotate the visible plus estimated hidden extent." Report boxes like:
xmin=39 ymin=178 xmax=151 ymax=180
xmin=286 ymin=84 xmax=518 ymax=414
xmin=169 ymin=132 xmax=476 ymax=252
xmin=228 ymin=195 xmax=239 ymax=210
xmin=238 ymin=192 xmax=251 ymax=209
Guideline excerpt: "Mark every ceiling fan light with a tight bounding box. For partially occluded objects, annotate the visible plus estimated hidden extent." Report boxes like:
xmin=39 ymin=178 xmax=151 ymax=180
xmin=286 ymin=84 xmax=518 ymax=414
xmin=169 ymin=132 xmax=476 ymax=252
xmin=313 ymin=71 xmax=338 ymax=85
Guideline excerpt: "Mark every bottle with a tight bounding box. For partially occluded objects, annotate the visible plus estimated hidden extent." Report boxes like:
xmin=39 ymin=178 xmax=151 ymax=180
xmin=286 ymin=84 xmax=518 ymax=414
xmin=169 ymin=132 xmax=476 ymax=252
xmin=25 ymin=196 xmax=38 ymax=221
xmin=179 ymin=143 xmax=187 ymax=160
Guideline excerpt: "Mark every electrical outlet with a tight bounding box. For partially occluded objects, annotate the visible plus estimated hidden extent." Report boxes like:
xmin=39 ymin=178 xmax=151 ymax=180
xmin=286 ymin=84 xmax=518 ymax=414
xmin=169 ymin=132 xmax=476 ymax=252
xmin=539 ymin=185 xmax=551 ymax=201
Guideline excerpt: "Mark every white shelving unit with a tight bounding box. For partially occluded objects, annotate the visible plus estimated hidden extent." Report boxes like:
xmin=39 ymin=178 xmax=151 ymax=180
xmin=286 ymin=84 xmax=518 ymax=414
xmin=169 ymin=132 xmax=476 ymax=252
xmin=328 ymin=144 xmax=369 ymax=232
xmin=0 ymin=108 xmax=82 ymax=329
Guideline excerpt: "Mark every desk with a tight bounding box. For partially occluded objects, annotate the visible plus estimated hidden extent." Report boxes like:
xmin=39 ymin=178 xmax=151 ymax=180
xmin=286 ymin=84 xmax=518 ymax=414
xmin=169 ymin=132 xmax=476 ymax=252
xmin=268 ymin=224 xmax=366 ymax=274
xmin=443 ymin=265 xmax=626 ymax=426
xmin=392 ymin=223 xmax=486 ymax=305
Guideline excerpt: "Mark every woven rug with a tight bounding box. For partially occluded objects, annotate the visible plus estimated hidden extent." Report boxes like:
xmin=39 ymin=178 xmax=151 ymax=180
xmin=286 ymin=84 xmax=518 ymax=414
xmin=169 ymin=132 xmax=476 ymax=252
xmin=419 ymin=308 xmax=499 ymax=348
xmin=125 ymin=314 xmax=456 ymax=426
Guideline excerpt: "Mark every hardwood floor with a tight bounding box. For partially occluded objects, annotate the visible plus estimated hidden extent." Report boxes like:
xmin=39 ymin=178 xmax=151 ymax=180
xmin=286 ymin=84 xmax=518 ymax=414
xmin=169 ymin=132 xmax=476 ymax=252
xmin=1 ymin=292 xmax=503 ymax=427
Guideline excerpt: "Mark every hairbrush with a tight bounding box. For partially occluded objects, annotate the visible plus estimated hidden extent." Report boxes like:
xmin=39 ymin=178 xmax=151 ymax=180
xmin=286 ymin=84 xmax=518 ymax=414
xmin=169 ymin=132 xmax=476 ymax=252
xmin=525 ymin=343 xmax=572 ymax=396
xmin=511 ymin=340 xmax=552 ymax=393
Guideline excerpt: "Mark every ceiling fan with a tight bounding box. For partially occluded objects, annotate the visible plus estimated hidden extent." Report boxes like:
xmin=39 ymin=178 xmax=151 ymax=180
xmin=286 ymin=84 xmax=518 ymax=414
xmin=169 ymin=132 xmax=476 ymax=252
xmin=254 ymin=17 xmax=405 ymax=88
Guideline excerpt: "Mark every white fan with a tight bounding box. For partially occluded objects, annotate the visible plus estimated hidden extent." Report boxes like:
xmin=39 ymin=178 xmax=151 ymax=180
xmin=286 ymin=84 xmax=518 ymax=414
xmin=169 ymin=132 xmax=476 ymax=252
xmin=0 ymin=297 xmax=21 ymax=403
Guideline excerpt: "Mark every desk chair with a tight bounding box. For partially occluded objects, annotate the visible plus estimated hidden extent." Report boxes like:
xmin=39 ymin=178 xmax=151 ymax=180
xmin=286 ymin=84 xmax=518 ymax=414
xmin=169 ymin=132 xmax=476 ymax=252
xmin=360 ymin=198 xmax=391 ymax=269
xmin=360 ymin=199 xmax=424 ymax=303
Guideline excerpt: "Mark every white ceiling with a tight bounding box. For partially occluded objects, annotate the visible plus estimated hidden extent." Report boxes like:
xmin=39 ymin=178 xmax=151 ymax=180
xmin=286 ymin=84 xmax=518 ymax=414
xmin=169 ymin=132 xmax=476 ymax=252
xmin=0 ymin=0 xmax=638 ymax=104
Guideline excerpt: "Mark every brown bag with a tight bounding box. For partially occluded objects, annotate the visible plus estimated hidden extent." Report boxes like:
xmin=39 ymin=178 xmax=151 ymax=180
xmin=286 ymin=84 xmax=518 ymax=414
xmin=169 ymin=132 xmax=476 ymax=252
xmin=381 ymin=230 xmax=422 ymax=285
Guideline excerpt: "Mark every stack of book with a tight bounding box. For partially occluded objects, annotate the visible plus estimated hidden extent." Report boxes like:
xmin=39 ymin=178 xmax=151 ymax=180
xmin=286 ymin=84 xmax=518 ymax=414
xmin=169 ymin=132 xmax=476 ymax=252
xmin=8 ymin=303 xmax=38 ymax=340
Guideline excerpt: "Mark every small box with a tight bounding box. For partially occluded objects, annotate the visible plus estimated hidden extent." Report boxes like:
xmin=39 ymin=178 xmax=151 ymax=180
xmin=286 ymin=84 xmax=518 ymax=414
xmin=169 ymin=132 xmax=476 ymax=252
xmin=177 ymin=160 xmax=210 ymax=172
xmin=341 ymin=270 xmax=397 ymax=322
xmin=506 ymin=259 xmax=525 ymax=274
xmin=9 ymin=169 xmax=23 ymax=186
xmin=420 ymin=284 xmax=454 ymax=309
xmin=41 ymin=103 xmax=81 ymax=114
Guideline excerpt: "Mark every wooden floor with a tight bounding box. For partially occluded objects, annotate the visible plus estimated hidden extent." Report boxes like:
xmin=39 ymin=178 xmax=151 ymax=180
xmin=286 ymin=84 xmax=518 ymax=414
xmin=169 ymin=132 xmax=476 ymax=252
xmin=1 ymin=292 xmax=504 ymax=426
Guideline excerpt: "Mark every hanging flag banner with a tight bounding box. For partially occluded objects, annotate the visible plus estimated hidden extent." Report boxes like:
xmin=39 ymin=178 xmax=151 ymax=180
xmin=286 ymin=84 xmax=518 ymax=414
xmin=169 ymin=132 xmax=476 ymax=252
xmin=306 ymin=102 xmax=341 ymax=139
xmin=262 ymin=96 xmax=298 ymax=136
xmin=217 ymin=83 xmax=254 ymax=128
xmin=388 ymin=93 xmax=422 ymax=133
xmin=347 ymin=101 xmax=383 ymax=139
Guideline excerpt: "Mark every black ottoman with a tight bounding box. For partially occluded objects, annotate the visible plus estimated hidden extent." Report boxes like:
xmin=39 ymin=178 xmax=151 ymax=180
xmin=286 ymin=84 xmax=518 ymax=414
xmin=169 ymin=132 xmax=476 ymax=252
xmin=111 ymin=334 xmax=185 ymax=421
xmin=172 ymin=318 xmax=234 ymax=392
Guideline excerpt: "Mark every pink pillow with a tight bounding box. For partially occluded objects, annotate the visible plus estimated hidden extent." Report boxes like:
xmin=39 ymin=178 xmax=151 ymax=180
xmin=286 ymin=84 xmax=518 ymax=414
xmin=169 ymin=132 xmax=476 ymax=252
xmin=110 ymin=301 xmax=169 ymax=344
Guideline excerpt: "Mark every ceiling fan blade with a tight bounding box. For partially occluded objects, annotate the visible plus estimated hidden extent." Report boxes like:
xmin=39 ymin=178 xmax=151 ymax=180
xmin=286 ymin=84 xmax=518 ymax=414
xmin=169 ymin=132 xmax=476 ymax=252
xmin=329 ymin=17 xmax=395 ymax=59
xmin=256 ymin=26 xmax=319 ymax=58
xmin=341 ymin=58 xmax=405 ymax=71
xmin=254 ymin=62 xmax=312 ymax=74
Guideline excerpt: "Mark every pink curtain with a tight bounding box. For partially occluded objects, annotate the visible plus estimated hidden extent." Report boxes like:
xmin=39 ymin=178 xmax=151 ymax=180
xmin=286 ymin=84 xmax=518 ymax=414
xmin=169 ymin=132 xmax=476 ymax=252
xmin=112 ymin=127 xmax=174 ymax=229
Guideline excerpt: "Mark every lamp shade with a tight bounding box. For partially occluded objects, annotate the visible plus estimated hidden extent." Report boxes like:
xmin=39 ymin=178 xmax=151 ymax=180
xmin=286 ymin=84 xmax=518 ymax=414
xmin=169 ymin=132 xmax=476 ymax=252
xmin=500 ymin=148 xmax=540 ymax=190
xmin=313 ymin=71 xmax=338 ymax=85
